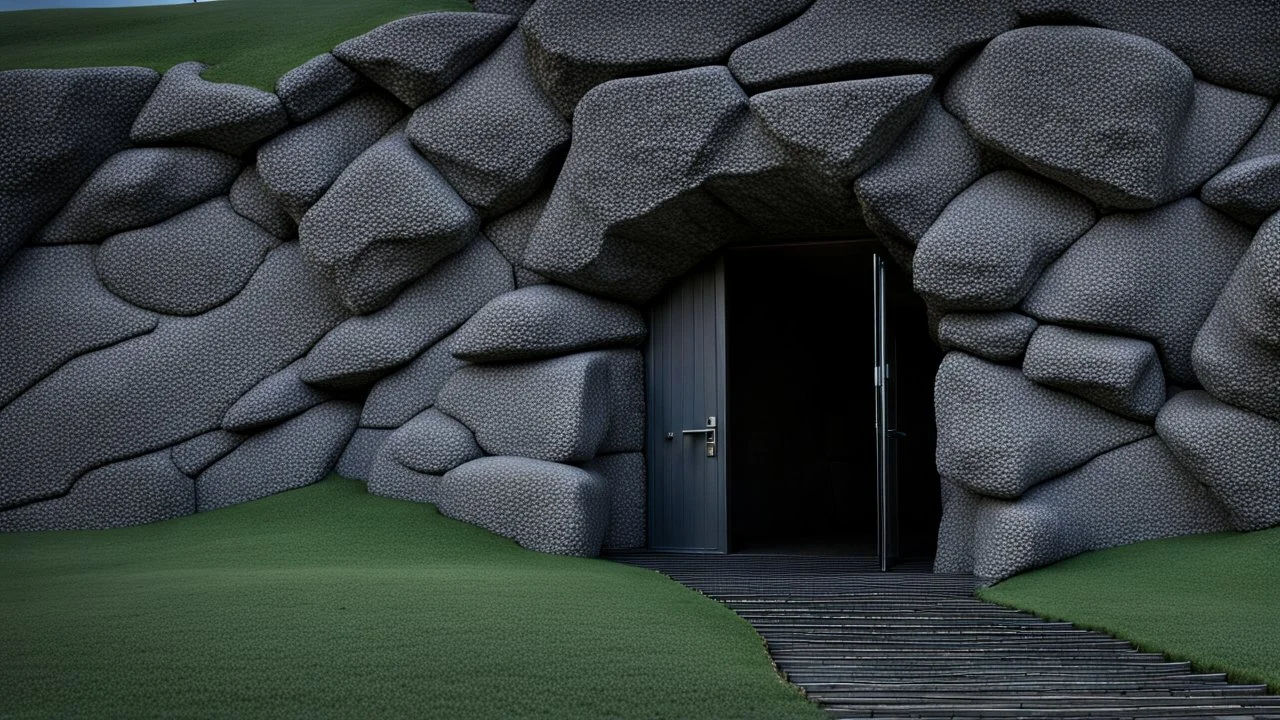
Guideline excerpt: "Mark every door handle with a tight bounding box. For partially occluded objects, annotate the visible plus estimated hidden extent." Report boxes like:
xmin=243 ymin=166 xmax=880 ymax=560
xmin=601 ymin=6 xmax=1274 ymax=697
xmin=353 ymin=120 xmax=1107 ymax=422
xmin=679 ymin=416 xmax=717 ymax=457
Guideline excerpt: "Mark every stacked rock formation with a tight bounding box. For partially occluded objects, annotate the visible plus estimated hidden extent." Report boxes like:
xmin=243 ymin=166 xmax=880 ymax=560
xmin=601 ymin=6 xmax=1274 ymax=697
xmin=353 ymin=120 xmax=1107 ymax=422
xmin=1 ymin=0 xmax=1278 ymax=579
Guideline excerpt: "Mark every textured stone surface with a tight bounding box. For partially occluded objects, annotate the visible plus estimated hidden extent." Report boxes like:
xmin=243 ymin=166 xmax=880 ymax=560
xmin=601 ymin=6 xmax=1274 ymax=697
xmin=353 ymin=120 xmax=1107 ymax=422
xmin=937 ymin=311 xmax=1038 ymax=364
xmin=335 ymin=427 xmax=392 ymax=482
xmin=484 ymin=188 xmax=551 ymax=286
xmin=0 ymin=66 xmax=158 ymax=264
xmin=361 ymin=332 xmax=467 ymax=428
xmin=946 ymin=26 xmax=1269 ymax=209
xmin=228 ymin=165 xmax=296 ymax=239
xmin=96 ymin=198 xmax=281 ymax=316
xmin=333 ymin=12 xmax=515 ymax=108
xmin=408 ymin=31 xmax=570 ymax=217
xmin=1022 ymin=199 xmax=1251 ymax=385
xmin=438 ymin=456 xmax=609 ymax=555
xmin=452 ymin=285 xmax=645 ymax=363
xmin=298 ymin=133 xmax=481 ymax=313
xmin=365 ymin=444 xmax=440 ymax=504
xmin=131 ymin=62 xmax=288 ymax=155
xmin=913 ymin=171 xmax=1096 ymax=311
xmin=196 ymin=401 xmax=359 ymax=511
xmin=1023 ymin=325 xmax=1165 ymax=422
xmin=0 ymin=246 xmax=157 ymax=407
xmin=388 ymin=408 xmax=483 ymax=475
xmin=36 ymin=147 xmax=240 ymax=244
xmin=221 ymin=359 xmax=330 ymax=433
xmin=579 ymin=452 xmax=645 ymax=550
xmin=256 ymin=90 xmax=405 ymax=220
xmin=170 ymin=430 xmax=246 ymax=477
xmin=275 ymin=52 xmax=364 ymax=122
xmin=935 ymin=352 xmax=1151 ymax=499
xmin=1201 ymin=154 xmax=1280 ymax=226
xmin=473 ymin=0 xmax=534 ymax=17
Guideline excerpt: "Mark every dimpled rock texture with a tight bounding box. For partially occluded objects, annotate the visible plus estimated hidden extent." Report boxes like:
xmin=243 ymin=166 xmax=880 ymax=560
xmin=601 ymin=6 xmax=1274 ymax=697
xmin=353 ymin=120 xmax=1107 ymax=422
xmin=1023 ymin=325 xmax=1166 ymax=422
xmin=452 ymin=284 xmax=645 ymax=363
xmin=484 ymin=188 xmax=551 ymax=286
xmin=130 ymin=62 xmax=288 ymax=156
xmin=332 ymin=12 xmax=516 ymax=109
xmin=937 ymin=311 xmax=1038 ymax=364
xmin=408 ymin=32 xmax=570 ymax=217
xmin=0 ymin=67 xmax=158 ymax=264
xmin=1157 ymin=390 xmax=1280 ymax=533
xmin=298 ymin=133 xmax=482 ymax=313
xmin=300 ymin=238 xmax=512 ymax=388
xmin=1201 ymin=155 xmax=1280 ymax=227
xmin=361 ymin=332 xmax=467 ymax=428
xmin=221 ymin=359 xmax=331 ymax=433
xmin=365 ymin=444 xmax=440 ymax=504
xmin=256 ymin=90 xmax=405 ymax=221
xmin=275 ymin=53 xmax=365 ymax=123
xmin=196 ymin=401 xmax=359 ymax=511
xmin=935 ymin=352 xmax=1151 ymax=500
xmin=388 ymin=408 xmax=483 ymax=475
xmin=1022 ymin=199 xmax=1252 ymax=385
xmin=579 ymin=452 xmax=645 ymax=550
xmin=35 ymin=147 xmax=240 ymax=245
xmin=336 ymin=428 xmax=393 ymax=482
xmin=438 ymin=456 xmax=609 ymax=556
xmin=95 ymin=198 xmax=281 ymax=316
xmin=170 ymin=430 xmax=246 ymax=477
xmin=0 ymin=451 xmax=193 ymax=533
xmin=473 ymin=0 xmax=534 ymax=17
xmin=913 ymin=171 xmax=1096 ymax=312
xmin=0 ymin=246 xmax=157 ymax=407
xmin=519 ymin=0 xmax=811 ymax=116
xmin=729 ymin=0 xmax=1016 ymax=92
xmin=229 ymin=165 xmax=296 ymax=240
xmin=945 ymin=26 xmax=1269 ymax=210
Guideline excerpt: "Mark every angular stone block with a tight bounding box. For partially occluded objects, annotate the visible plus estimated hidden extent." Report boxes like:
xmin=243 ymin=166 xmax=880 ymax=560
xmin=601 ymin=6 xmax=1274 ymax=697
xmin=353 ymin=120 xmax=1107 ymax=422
xmin=170 ymin=430 xmax=246 ymax=477
xmin=275 ymin=52 xmax=364 ymax=122
xmin=131 ymin=62 xmax=288 ymax=155
xmin=229 ymin=165 xmax=296 ymax=240
xmin=484 ymin=188 xmax=551 ymax=286
xmin=388 ymin=408 xmax=482 ymax=475
xmin=361 ymin=332 xmax=467 ymax=429
xmin=937 ymin=311 xmax=1038 ymax=364
xmin=579 ymin=452 xmax=645 ymax=550
xmin=221 ymin=359 xmax=330 ymax=433
xmin=366 ymin=443 xmax=440 ymax=504
xmin=1023 ymin=325 xmax=1166 ymax=422
xmin=1201 ymin=154 xmax=1280 ymax=227
xmin=336 ymin=427 xmax=392 ymax=482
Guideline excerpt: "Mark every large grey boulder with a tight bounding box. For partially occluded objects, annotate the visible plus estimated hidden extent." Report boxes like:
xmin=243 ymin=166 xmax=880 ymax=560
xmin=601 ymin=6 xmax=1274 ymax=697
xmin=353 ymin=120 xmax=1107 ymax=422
xmin=335 ymin=427 xmax=392 ymax=482
xmin=945 ymin=26 xmax=1269 ymax=209
xmin=729 ymin=0 xmax=1016 ymax=92
xmin=131 ymin=62 xmax=288 ymax=155
xmin=935 ymin=352 xmax=1151 ymax=499
xmin=333 ymin=12 xmax=515 ymax=108
xmin=0 ymin=451 xmax=193 ymax=532
xmin=1201 ymin=155 xmax=1280 ymax=227
xmin=408 ymin=31 xmax=570 ymax=217
xmin=365 ymin=443 xmax=440 ymax=504
xmin=196 ymin=401 xmax=359 ymax=511
xmin=1022 ymin=199 xmax=1251 ymax=385
xmin=298 ymin=133 xmax=481 ymax=313
xmin=361 ymin=332 xmax=467 ymax=428
xmin=519 ymin=0 xmax=810 ymax=116
xmin=0 ymin=67 xmax=158 ymax=265
xmin=452 ymin=285 xmax=646 ymax=363
xmin=437 ymin=456 xmax=610 ymax=556
xmin=170 ymin=430 xmax=246 ymax=477
xmin=913 ymin=170 xmax=1096 ymax=312
xmin=275 ymin=53 xmax=365 ymax=122
xmin=228 ymin=165 xmax=296 ymax=240
xmin=0 ymin=246 xmax=157 ymax=406
xmin=387 ymin=408 xmax=483 ymax=475
xmin=35 ymin=147 xmax=240 ymax=245
xmin=221 ymin=359 xmax=330 ymax=433
xmin=1023 ymin=325 xmax=1165 ymax=422
xmin=483 ymin=188 xmax=551 ymax=287
xmin=579 ymin=452 xmax=645 ymax=550
xmin=95 ymin=198 xmax=281 ymax=316
xmin=937 ymin=311 xmax=1038 ymax=365
xmin=255 ymin=90 xmax=405 ymax=220
xmin=300 ymin=238 xmax=512 ymax=388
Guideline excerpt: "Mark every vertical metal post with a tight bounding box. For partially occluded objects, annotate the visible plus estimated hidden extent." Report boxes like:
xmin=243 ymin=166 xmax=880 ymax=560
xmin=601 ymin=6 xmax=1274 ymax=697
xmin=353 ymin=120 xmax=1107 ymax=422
xmin=872 ymin=254 xmax=889 ymax=572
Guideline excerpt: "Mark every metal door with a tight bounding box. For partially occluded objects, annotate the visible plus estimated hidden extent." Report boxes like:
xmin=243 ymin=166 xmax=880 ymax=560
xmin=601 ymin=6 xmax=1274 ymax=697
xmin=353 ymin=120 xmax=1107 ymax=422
xmin=645 ymin=255 xmax=728 ymax=552
xmin=872 ymin=253 xmax=900 ymax=570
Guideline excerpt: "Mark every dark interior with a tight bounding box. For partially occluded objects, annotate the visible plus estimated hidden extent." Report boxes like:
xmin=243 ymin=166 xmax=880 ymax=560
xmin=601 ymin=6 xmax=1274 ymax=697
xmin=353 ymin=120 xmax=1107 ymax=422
xmin=724 ymin=239 xmax=943 ymax=560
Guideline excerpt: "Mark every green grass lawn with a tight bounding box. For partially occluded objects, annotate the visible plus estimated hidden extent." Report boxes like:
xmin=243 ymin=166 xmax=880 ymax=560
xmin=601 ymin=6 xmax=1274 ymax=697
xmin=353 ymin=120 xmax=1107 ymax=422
xmin=0 ymin=0 xmax=472 ymax=90
xmin=0 ymin=476 xmax=824 ymax=719
xmin=981 ymin=528 xmax=1280 ymax=692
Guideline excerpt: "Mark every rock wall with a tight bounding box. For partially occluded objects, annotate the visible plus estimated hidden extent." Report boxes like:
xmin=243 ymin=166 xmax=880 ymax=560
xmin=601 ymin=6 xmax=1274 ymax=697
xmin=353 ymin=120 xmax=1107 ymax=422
xmin=1 ymin=0 xmax=1277 ymax=579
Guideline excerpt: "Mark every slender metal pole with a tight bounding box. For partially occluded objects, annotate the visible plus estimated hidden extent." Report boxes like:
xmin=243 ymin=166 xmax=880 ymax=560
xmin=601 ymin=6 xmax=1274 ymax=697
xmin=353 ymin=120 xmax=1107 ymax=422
xmin=872 ymin=254 xmax=889 ymax=572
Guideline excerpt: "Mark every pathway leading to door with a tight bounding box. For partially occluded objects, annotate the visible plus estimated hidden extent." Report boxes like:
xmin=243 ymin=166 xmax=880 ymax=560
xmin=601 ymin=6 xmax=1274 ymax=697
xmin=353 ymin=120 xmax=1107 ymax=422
xmin=610 ymin=553 xmax=1280 ymax=719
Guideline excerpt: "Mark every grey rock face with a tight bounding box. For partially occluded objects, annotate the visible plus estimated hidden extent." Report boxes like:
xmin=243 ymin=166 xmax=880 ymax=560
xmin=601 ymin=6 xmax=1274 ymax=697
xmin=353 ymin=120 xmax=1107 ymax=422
xmin=275 ymin=53 xmax=364 ymax=122
xmin=519 ymin=0 xmax=810 ymax=116
xmin=388 ymin=408 xmax=483 ymax=475
xmin=1231 ymin=103 xmax=1280 ymax=164
xmin=335 ymin=427 xmax=392 ymax=481
xmin=221 ymin=359 xmax=330 ymax=433
xmin=408 ymin=31 xmax=570 ymax=217
xmin=361 ymin=332 xmax=467 ymax=428
xmin=366 ymin=443 xmax=440 ymax=504
xmin=300 ymin=237 xmax=512 ymax=388
xmin=1201 ymin=155 xmax=1280 ymax=227
xmin=36 ymin=147 xmax=240 ymax=245
xmin=937 ymin=311 xmax=1038 ymax=364
xmin=0 ymin=67 xmax=158 ymax=264
xmin=473 ymin=0 xmax=534 ymax=16
xmin=0 ymin=246 xmax=157 ymax=407
xmin=1022 ymin=199 xmax=1251 ymax=385
xmin=484 ymin=188 xmax=551 ymax=286
xmin=913 ymin=171 xmax=1096 ymax=312
xmin=0 ymin=451 xmax=193 ymax=532
xmin=131 ymin=62 xmax=288 ymax=155
xmin=438 ymin=456 xmax=609 ymax=556
xmin=228 ymin=165 xmax=296 ymax=239
xmin=935 ymin=352 xmax=1151 ymax=499
xmin=1023 ymin=325 xmax=1165 ymax=422
xmin=579 ymin=452 xmax=645 ymax=550
xmin=196 ymin=401 xmax=359 ymax=511
xmin=170 ymin=430 xmax=246 ymax=477
xmin=96 ymin=198 xmax=281 ymax=316
xmin=729 ymin=0 xmax=1016 ymax=92
xmin=452 ymin=285 xmax=646 ymax=363
xmin=256 ymin=90 xmax=405 ymax=220
xmin=333 ymin=12 xmax=515 ymax=108
xmin=946 ymin=26 xmax=1269 ymax=209
xmin=298 ymin=133 xmax=481 ymax=313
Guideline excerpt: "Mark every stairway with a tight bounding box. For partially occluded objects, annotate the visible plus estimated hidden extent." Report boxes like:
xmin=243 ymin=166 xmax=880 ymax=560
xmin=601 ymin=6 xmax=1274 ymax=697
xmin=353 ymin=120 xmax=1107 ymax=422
xmin=610 ymin=553 xmax=1280 ymax=719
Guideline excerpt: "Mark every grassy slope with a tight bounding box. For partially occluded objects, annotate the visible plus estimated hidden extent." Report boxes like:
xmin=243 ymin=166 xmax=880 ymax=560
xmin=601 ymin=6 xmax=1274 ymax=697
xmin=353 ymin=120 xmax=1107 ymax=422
xmin=0 ymin=0 xmax=472 ymax=90
xmin=981 ymin=528 xmax=1280 ymax=692
xmin=0 ymin=477 xmax=824 ymax=719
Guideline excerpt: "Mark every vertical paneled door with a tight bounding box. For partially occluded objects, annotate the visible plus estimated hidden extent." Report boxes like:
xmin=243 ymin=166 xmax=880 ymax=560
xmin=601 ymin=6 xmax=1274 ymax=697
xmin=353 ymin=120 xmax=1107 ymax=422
xmin=872 ymin=252 xmax=899 ymax=570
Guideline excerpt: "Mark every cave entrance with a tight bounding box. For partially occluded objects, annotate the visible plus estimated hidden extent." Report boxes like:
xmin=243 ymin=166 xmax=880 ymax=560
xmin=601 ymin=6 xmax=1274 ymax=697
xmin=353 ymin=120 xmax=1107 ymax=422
xmin=645 ymin=238 xmax=943 ymax=568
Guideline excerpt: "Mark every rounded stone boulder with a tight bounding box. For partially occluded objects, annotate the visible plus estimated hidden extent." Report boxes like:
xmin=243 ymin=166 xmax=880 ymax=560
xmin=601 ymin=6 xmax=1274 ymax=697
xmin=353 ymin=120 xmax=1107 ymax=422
xmin=130 ymin=62 xmax=288 ymax=156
